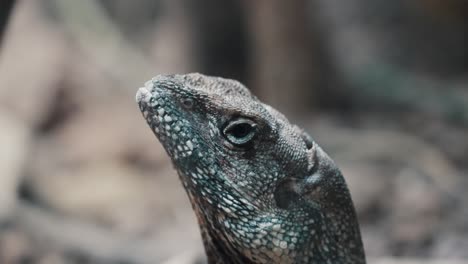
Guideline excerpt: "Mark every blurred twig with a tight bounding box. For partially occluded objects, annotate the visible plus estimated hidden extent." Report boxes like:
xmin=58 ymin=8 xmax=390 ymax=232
xmin=0 ymin=0 xmax=15 ymax=47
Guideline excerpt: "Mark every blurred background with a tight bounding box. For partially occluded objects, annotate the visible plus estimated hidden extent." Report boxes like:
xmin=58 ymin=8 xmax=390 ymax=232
xmin=0 ymin=0 xmax=467 ymax=263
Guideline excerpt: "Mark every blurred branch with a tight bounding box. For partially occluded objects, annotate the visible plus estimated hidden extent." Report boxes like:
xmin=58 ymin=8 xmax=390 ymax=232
xmin=48 ymin=0 xmax=155 ymax=94
xmin=0 ymin=0 xmax=15 ymax=47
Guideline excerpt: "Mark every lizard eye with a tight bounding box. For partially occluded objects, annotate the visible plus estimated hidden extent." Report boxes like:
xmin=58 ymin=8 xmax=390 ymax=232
xmin=223 ymin=118 xmax=257 ymax=146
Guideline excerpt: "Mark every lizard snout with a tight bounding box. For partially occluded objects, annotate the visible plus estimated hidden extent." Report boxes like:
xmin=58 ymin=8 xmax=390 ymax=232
xmin=136 ymin=86 xmax=152 ymax=105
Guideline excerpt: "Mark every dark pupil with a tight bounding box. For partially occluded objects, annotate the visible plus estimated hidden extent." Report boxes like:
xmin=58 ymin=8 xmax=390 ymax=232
xmin=230 ymin=123 xmax=252 ymax=138
xmin=223 ymin=118 xmax=257 ymax=146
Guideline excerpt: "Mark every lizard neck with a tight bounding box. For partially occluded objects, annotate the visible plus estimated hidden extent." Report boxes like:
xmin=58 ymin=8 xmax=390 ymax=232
xmin=174 ymin=146 xmax=364 ymax=264
xmin=179 ymin=168 xmax=364 ymax=264
xmin=207 ymin=204 xmax=363 ymax=264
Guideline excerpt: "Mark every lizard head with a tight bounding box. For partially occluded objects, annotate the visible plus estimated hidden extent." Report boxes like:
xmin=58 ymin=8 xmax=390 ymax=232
xmin=136 ymin=73 xmax=317 ymax=209
xmin=136 ymin=73 xmax=364 ymax=263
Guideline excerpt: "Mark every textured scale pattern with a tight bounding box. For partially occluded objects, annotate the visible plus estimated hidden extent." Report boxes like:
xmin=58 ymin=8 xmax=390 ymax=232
xmin=136 ymin=73 xmax=366 ymax=264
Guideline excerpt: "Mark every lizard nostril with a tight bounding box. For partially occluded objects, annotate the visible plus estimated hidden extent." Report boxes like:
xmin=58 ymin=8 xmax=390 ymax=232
xmin=181 ymin=98 xmax=194 ymax=109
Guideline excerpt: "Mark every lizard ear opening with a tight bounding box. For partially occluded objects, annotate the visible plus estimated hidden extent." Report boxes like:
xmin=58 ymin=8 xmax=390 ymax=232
xmin=274 ymin=175 xmax=323 ymax=210
xmin=274 ymin=179 xmax=301 ymax=210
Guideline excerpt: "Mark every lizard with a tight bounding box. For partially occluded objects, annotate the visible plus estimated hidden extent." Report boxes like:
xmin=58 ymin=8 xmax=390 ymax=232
xmin=135 ymin=73 xmax=366 ymax=264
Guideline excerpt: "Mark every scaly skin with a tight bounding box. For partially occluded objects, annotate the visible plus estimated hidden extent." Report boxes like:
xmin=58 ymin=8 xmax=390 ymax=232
xmin=136 ymin=73 xmax=366 ymax=264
